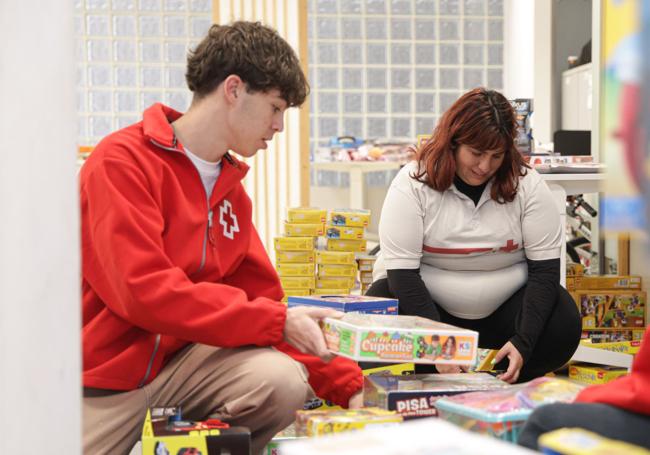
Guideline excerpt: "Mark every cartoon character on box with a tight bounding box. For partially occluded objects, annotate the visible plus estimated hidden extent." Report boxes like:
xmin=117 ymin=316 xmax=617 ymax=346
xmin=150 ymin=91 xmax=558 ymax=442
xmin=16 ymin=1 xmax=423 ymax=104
xmin=442 ymin=336 xmax=457 ymax=360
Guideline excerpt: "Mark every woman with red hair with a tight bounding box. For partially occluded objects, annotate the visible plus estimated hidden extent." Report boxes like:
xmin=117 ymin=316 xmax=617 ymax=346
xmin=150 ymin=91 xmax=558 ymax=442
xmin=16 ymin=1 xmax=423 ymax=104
xmin=367 ymin=88 xmax=581 ymax=383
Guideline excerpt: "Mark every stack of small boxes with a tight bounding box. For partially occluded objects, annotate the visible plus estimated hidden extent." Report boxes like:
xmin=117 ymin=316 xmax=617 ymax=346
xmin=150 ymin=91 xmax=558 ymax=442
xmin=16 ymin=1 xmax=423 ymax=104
xmin=357 ymin=255 xmax=377 ymax=295
xmin=274 ymin=208 xmax=327 ymax=302
xmin=318 ymin=209 xmax=371 ymax=294
xmin=566 ymin=263 xmax=646 ymax=385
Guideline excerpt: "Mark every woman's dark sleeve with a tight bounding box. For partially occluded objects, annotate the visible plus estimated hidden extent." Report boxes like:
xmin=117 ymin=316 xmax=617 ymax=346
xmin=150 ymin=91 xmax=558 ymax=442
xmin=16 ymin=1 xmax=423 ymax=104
xmin=386 ymin=268 xmax=441 ymax=321
xmin=510 ymin=258 xmax=561 ymax=362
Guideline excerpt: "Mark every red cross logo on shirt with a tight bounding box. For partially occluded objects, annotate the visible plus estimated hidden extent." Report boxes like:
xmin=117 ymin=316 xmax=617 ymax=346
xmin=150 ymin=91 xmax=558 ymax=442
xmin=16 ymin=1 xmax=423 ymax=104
xmin=219 ymin=199 xmax=240 ymax=240
xmin=499 ymin=239 xmax=519 ymax=252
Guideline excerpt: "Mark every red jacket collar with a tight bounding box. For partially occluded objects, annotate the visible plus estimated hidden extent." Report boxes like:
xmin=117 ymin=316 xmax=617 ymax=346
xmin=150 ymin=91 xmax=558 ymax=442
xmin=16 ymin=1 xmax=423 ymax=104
xmin=142 ymin=103 xmax=250 ymax=175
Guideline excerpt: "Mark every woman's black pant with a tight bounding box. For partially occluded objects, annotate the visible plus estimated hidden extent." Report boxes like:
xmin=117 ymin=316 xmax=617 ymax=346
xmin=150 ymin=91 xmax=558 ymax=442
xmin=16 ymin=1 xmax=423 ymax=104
xmin=365 ymin=278 xmax=581 ymax=382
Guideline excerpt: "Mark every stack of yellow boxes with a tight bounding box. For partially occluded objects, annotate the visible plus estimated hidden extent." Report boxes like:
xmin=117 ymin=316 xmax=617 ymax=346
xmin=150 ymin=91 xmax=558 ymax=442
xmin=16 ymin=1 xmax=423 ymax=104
xmin=357 ymin=255 xmax=377 ymax=295
xmin=319 ymin=209 xmax=371 ymax=294
xmin=274 ymin=208 xmax=327 ymax=302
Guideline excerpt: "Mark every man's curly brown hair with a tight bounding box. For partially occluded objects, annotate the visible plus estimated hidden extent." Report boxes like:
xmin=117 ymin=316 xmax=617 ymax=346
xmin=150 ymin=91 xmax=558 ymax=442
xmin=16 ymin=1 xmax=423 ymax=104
xmin=186 ymin=21 xmax=309 ymax=107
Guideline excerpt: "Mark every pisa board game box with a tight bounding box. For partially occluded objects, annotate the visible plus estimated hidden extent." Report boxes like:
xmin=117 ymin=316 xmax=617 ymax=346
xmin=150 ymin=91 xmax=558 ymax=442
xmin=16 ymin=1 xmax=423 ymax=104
xmin=363 ymin=373 xmax=510 ymax=420
xmin=141 ymin=408 xmax=250 ymax=455
xmin=288 ymin=295 xmax=398 ymax=314
xmin=321 ymin=313 xmax=478 ymax=365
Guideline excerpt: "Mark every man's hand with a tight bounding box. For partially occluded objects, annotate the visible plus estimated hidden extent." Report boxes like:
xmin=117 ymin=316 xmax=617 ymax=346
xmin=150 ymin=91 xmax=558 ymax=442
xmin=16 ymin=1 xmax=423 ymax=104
xmin=284 ymin=306 xmax=343 ymax=362
xmin=494 ymin=341 xmax=523 ymax=383
xmin=348 ymin=390 xmax=363 ymax=409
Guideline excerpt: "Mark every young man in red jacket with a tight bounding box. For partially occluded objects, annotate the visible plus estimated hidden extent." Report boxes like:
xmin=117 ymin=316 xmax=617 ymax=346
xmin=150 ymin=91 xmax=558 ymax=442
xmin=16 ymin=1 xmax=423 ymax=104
xmin=518 ymin=327 xmax=650 ymax=449
xmin=81 ymin=21 xmax=362 ymax=454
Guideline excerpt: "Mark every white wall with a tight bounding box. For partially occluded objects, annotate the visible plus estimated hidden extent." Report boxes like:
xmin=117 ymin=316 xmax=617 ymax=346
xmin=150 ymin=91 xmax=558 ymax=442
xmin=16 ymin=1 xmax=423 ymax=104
xmin=0 ymin=1 xmax=81 ymax=453
xmin=503 ymin=0 xmax=534 ymax=100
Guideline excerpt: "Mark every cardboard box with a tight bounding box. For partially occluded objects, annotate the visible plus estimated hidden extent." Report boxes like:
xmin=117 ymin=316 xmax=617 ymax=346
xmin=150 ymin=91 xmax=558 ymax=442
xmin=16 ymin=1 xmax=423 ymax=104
xmin=567 ymin=275 xmax=642 ymax=291
xmin=363 ymin=373 xmax=509 ymax=420
xmin=281 ymin=289 xmax=311 ymax=303
xmin=582 ymin=329 xmax=646 ymax=343
xmin=326 ymin=238 xmax=367 ymax=252
xmin=579 ymin=339 xmax=642 ymax=355
xmin=284 ymin=222 xmax=325 ymax=237
xmin=566 ymin=263 xmax=585 ymax=276
xmin=141 ymin=409 xmax=250 ymax=455
xmin=321 ymin=313 xmax=478 ymax=365
xmin=295 ymin=408 xmax=402 ymax=437
xmin=568 ymin=363 xmax=629 ymax=384
xmin=325 ymin=225 xmax=365 ymax=240
xmin=288 ymin=295 xmax=397 ymax=314
xmin=573 ymin=290 xmax=645 ymax=330
xmin=280 ymin=276 xmax=315 ymax=290
xmin=317 ymin=263 xmax=358 ymax=278
xmin=274 ymin=236 xmax=317 ymax=251
xmin=315 ymin=250 xmax=356 ymax=265
xmin=357 ymin=255 xmax=377 ymax=272
xmin=276 ymin=250 xmax=315 ymax=263
xmin=287 ymin=207 xmax=326 ymax=224
xmin=276 ymin=262 xmax=316 ymax=277
xmin=540 ymin=428 xmax=650 ymax=455
xmin=329 ymin=209 xmax=371 ymax=227
xmin=312 ymin=288 xmax=351 ymax=295
xmin=316 ymin=276 xmax=356 ymax=289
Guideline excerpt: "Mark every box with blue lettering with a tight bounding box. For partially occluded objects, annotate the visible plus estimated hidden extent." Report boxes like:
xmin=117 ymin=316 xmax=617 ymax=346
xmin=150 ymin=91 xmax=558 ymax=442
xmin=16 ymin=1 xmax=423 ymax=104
xmin=363 ymin=373 xmax=509 ymax=420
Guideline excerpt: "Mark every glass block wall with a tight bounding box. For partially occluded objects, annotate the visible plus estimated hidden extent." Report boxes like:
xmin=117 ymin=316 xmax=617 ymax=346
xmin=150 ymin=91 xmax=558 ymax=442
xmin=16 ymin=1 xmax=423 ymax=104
xmin=75 ymin=0 xmax=212 ymax=146
xmin=308 ymin=0 xmax=505 ymax=149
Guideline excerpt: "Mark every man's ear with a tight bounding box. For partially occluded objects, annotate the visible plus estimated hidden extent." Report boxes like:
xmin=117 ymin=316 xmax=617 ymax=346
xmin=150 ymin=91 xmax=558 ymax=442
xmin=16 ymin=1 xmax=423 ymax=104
xmin=223 ymin=75 xmax=243 ymax=104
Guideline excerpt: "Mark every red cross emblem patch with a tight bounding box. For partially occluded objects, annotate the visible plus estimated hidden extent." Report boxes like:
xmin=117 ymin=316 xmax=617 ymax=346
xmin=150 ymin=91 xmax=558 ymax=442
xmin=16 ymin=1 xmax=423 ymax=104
xmin=219 ymin=199 xmax=240 ymax=240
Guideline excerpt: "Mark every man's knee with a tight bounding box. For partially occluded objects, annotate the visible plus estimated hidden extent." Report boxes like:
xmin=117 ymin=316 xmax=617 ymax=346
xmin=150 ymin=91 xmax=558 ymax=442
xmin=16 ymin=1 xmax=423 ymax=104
xmin=259 ymin=352 xmax=311 ymax=415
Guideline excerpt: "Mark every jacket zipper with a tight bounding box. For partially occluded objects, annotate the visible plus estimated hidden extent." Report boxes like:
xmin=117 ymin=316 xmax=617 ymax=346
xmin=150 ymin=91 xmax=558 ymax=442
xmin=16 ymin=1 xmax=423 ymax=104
xmin=138 ymin=333 xmax=161 ymax=388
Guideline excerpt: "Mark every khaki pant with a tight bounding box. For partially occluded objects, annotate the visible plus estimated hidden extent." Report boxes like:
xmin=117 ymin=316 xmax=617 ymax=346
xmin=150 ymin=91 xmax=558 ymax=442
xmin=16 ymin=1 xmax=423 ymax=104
xmin=83 ymin=344 xmax=313 ymax=455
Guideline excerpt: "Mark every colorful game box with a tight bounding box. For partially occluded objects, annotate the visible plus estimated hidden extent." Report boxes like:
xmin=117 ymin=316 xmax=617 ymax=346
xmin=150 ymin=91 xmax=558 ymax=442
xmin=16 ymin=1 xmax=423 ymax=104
xmin=326 ymin=238 xmax=367 ymax=252
xmin=315 ymin=250 xmax=356 ymax=265
xmin=284 ymin=222 xmax=325 ymax=237
xmin=276 ymin=250 xmax=315 ymax=263
xmin=317 ymin=263 xmax=358 ymax=277
xmin=321 ymin=313 xmax=479 ymax=365
xmin=141 ymin=408 xmax=250 ymax=455
xmin=363 ymin=373 xmax=510 ymax=420
xmin=325 ymin=225 xmax=365 ymax=240
xmin=568 ymin=363 xmax=629 ymax=384
xmin=434 ymin=377 xmax=584 ymax=443
xmin=287 ymin=207 xmax=327 ymax=224
xmin=329 ymin=209 xmax=371 ymax=227
xmin=539 ymin=428 xmax=650 ymax=455
xmin=295 ymin=408 xmax=402 ymax=437
xmin=274 ymin=236 xmax=317 ymax=251
xmin=579 ymin=339 xmax=642 ymax=355
xmin=574 ymin=290 xmax=645 ymax=330
xmin=288 ymin=295 xmax=397 ymax=314
xmin=566 ymin=275 xmax=641 ymax=291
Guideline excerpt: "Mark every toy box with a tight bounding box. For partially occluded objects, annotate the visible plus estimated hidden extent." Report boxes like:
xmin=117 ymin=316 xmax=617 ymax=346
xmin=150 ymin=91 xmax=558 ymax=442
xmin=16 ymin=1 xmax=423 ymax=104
xmin=566 ymin=263 xmax=585 ymax=276
xmin=435 ymin=377 xmax=584 ymax=443
xmin=141 ymin=408 xmax=250 ymax=455
xmin=276 ymin=250 xmax=314 ymax=263
xmin=568 ymin=362 xmax=629 ymax=384
xmin=357 ymin=255 xmax=377 ymax=272
xmin=329 ymin=209 xmax=370 ymax=227
xmin=276 ymin=263 xmax=315 ymax=277
xmin=287 ymin=207 xmax=326 ymax=224
xmin=583 ymin=329 xmax=645 ymax=343
xmin=362 ymin=363 xmax=415 ymax=376
xmin=539 ymin=428 xmax=650 ymax=455
xmin=311 ymin=288 xmax=350 ymax=295
xmin=295 ymin=408 xmax=402 ymax=437
xmin=288 ymin=295 xmax=397 ymax=314
xmin=579 ymin=339 xmax=642 ymax=355
xmin=573 ymin=290 xmax=645 ymax=330
xmin=363 ymin=373 xmax=510 ymax=420
xmin=274 ymin=236 xmax=317 ymax=251
xmin=321 ymin=313 xmax=479 ymax=365
xmin=315 ymin=250 xmax=356 ymax=265
xmin=325 ymin=225 xmax=365 ymax=240
xmin=284 ymin=222 xmax=325 ymax=237
xmin=280 ymin=276 xmax=315 ymax=290
xmin=326 ymin=238 xmax=367 ymax=252
xmin=316 ymin=276 xmax=356 ymax=289
xmin=317 ymin=263 xmax=358 ymax=277
xmin=281 ymin=289 xmax=310 ymax=302
xmin=566 ymin=275 xmax=641 ymax=292
xmin=263 ymin=424 xmax=305 ymax=455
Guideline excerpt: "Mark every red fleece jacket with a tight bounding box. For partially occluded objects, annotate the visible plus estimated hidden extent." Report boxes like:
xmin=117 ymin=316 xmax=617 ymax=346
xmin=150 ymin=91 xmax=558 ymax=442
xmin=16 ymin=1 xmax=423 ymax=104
xmin=576 ymin=326 xmax=650 ymax=416
xmin=80 ymin=103 xmax=362 ymax=406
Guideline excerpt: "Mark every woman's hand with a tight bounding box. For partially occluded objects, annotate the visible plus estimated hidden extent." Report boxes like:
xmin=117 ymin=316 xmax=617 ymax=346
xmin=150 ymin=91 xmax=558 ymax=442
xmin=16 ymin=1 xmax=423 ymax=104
xmin=494 ymin=341 xmax=523 ymax=383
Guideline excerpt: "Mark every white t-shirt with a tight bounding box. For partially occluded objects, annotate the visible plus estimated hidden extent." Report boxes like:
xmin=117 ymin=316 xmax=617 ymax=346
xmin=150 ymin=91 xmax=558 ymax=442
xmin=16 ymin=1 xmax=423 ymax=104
xmin=373 ymin=161 xmax=562 ymax=319
xmin=184 ymin=146 xmax=222 ymax=197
